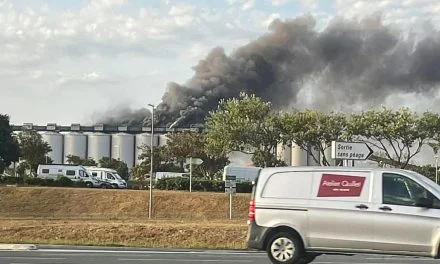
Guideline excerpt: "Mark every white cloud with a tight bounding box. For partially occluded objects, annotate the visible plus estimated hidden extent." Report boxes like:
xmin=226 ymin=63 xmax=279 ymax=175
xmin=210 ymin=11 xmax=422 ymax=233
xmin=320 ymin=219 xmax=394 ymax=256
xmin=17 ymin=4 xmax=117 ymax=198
xmin=271 ymin=0 xmax=289 ymax=6
xmin=262 ymin=13 xmax=281 ymax=29
xmin=227 ymin=0 xmax=255 ymax=10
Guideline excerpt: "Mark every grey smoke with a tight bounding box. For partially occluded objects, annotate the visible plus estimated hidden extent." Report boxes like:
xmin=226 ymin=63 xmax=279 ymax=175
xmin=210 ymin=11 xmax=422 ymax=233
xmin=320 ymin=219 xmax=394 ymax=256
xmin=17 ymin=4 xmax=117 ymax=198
xmin=97 ymin=14 xmax=440 ymax=127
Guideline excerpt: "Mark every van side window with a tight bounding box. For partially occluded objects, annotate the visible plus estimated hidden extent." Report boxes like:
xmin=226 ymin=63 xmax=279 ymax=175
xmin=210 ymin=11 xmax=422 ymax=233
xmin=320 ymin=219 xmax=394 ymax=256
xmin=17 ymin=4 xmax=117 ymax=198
xmin=66 ymin=170 xmax=76 ymax=176
xmin=92 ymin=172 xmax=97 ymax=176
xmin=42 ymin=169 xmax=49 ymax=173
xmin=382 ymin=173 xmax=440 ymax=207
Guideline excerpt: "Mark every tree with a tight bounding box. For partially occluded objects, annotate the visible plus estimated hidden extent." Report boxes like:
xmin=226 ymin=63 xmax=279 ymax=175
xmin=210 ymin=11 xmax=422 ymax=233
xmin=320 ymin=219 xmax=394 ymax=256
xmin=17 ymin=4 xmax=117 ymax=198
xmin=279 ymin=110 xmax=349 ymax=166
xmin=17 ymin=130 xmax=52 ymax=173
xmin=98 ymin=157 xmax=129 ymax=181
xmin=204 ymin=93 xmax=285 ymax=167
xmin=0 ymin=114 xmax=20 ymax=173
xmin=347 ymin=107 xmax=434 ymax=169
xmin=165 ymin=131 xmax=230 ymax=180
xmin=132 ymin=145 xmax=183 ymax=182
xmin=65 ymin=155 xmax=98 ymax=166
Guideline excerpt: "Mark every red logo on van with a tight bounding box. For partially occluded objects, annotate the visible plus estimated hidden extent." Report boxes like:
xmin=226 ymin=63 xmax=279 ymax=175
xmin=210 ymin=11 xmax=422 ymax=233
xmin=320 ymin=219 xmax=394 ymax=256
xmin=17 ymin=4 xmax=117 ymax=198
xmin=317 ymin=174 xmax=366 ymax=197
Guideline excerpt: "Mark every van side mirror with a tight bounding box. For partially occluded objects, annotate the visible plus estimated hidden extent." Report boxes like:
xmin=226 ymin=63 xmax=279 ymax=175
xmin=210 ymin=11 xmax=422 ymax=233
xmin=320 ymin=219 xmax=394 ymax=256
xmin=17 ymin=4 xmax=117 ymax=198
xmin=416 ymin=197 xmax=433 ymax=208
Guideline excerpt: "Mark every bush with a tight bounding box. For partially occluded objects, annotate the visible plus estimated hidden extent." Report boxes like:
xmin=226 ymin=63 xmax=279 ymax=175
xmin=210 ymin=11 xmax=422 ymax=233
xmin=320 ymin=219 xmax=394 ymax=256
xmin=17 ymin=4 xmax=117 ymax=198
xmin=0 ymin=176 xmax=24 ymax=185
xmin=154 ymin=177 xmax=252 ymax=193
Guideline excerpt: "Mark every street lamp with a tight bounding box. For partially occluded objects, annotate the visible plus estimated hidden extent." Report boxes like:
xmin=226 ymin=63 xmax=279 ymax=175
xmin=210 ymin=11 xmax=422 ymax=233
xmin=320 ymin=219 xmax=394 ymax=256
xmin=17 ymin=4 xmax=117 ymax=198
xmin=148 ymin=103 xmax=155 ymax=219
xmin=435 ymin=155 xmax=439 ymax=184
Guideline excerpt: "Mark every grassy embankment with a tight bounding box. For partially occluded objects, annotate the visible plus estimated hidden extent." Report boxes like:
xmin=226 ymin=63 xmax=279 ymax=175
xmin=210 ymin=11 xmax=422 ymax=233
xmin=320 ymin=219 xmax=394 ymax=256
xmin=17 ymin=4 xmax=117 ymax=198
xmin=0 ymin=187 xmax=251 ymax=249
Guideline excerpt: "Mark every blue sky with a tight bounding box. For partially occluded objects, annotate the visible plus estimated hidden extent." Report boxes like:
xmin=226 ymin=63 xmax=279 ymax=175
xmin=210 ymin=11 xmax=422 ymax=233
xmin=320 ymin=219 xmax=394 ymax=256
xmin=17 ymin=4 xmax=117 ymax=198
xmin=1 ymin=0 xmax=439 ymax=125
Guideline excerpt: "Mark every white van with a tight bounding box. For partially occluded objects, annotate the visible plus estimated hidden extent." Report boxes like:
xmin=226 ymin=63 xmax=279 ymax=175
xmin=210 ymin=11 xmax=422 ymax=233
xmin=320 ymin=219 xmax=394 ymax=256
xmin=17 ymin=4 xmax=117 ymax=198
xmin=85 ymin=167 xmax=127 ymax=189
xmin=247 ymin=166 xmax=440 ymax=264
xmin=36 ymin=164 xmax=101 ymax=188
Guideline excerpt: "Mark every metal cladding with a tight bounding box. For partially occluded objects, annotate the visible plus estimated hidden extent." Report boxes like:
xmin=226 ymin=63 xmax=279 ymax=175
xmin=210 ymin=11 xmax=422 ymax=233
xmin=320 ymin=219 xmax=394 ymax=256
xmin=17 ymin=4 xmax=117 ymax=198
xmin=63 ymin=132 xmax=87 ymax=163
xmin=111 ymin=133 xmax=135 ymax=169
xmin=40 ymin=132 xmax=63 ymax=164
xmin=135 ymin=133 xmax=159 ymax=165
xmin=87 ymin=133 xmax=111 ymax=164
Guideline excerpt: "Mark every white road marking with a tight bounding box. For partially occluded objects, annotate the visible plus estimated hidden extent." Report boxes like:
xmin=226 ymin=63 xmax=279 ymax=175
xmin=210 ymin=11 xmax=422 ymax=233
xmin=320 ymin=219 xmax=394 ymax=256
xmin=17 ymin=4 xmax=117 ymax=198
xmin=0 ymin=257 xmax=66 ymax=260
xmin=37 ymin=249 xmax=262 ymax=255
xmin=119 ymin=258 xmax=252 ymax=262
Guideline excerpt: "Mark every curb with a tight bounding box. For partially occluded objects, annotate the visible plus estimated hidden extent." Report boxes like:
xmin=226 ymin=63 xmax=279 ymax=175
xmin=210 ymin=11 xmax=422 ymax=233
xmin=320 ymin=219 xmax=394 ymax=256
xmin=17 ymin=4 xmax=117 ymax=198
xmin=0 ymin=244 xmax=38 ymax=250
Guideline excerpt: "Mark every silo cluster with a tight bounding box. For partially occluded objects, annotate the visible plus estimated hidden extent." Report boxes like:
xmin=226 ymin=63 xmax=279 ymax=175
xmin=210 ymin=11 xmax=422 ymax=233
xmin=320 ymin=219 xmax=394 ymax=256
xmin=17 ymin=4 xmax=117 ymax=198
xmin=38 ymin=132 xmax=162 ymax=169
xmin=276 ymin=142 xmax=336 ymax=166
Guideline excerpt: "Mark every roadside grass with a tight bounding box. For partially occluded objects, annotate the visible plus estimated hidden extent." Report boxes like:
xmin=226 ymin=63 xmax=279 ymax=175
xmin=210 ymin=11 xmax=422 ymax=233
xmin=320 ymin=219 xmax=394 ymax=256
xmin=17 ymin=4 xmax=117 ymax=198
xmin=0 ymin=219 xmax=248 ymax=249
xmin=0 ymin=186 xmax=251 ymax=249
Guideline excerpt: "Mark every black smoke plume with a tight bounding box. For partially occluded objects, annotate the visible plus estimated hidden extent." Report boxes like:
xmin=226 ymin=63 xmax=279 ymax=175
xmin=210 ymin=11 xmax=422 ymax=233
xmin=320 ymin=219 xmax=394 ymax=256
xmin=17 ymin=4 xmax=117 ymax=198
xmin=98 ymin=14 xmax=440 ymax=127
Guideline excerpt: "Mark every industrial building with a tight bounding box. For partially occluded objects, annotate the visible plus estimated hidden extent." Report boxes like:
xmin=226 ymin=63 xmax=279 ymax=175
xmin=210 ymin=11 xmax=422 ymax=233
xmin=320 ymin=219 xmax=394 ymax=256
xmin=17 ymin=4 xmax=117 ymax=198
xmin=12 ymin=123 xmax=340 ymax=169
xmin=38 ymin=131 xmax=166 ymax=169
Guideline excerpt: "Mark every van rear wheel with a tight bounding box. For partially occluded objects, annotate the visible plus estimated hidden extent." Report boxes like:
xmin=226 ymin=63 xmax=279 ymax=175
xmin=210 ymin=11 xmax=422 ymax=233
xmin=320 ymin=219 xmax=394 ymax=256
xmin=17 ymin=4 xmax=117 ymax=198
xmin=267 ymin=232 xmax=304 ymax=264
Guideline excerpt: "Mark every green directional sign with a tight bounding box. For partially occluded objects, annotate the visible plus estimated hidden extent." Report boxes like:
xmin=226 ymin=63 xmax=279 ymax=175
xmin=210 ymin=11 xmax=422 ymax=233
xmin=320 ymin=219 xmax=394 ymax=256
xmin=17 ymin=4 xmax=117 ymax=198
xmin=226 ymin=175 xmax=236 ymax=180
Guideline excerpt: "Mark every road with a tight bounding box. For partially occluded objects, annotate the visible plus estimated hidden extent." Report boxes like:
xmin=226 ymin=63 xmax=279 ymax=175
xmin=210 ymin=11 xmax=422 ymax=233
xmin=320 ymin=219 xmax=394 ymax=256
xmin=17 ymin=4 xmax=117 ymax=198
xmin=0 ymin=245 xmax=439 ymax=264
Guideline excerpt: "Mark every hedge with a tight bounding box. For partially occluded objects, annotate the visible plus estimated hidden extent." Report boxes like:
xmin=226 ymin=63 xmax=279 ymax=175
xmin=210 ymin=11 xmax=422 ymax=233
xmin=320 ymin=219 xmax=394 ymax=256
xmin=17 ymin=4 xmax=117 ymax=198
xmin=1 ymin=176 xmax=253 ymax=192
xmin=0 ymin=176 xmax=86 ymax=188
xmin=154 ymin=177 xmax=253 ymax=193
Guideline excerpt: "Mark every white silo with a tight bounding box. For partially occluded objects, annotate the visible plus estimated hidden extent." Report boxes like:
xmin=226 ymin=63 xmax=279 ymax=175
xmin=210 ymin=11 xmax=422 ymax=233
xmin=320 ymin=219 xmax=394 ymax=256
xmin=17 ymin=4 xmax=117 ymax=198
xmin=276 ymin=142 xmax=292 ymax=166
xmin=135 ymin=133 xmax=159 ymax=165
xmin=159 ymin=134 xmax=169 ymax=147
xmin=307 ymin=146 xmax=321 ymax=166
xmin=291 ymin=143 xmax=308 ymax=166
xmin=40 ymin=132 xmax=63 ymax=164
xmin=87 ymin=133 xmax=111 ymax=164
xmin=63 ymin=132 xmax=87 ymax=163
xmin=322 ymin=142 xmax=335 ymax=166
xmin=112 ymin=133 xmax=135 ymax=169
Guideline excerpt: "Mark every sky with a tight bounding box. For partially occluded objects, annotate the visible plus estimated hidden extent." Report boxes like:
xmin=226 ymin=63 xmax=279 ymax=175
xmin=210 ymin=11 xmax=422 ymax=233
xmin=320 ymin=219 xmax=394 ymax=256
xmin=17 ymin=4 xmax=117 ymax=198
xmin=1 ymin=0 xmax=440 ymax=126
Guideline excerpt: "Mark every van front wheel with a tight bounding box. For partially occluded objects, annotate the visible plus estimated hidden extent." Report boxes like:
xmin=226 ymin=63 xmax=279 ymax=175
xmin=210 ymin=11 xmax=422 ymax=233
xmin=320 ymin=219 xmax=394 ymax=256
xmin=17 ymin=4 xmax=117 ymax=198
xmin=267 ymin=232 xmax=304 ymax=264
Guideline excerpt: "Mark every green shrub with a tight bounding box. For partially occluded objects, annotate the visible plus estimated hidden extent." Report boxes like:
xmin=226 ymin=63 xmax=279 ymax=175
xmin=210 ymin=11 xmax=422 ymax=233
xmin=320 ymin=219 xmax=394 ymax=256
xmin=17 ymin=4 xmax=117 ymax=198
xmin=0 ymin=176 xmax=24 ymax=185
xmin=154 ymin=177 xmax=252 ymax=193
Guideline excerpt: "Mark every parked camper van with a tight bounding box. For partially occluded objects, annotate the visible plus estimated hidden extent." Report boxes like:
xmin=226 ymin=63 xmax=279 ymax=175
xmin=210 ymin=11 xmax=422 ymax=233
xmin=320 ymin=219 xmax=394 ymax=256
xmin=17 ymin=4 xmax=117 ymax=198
xmin=85 ymin=167 xmax=127 ymax=189
xmin=36 ymin=164 xmax=101 ymax=188
xmin=247 ymin=166 xmax=440 ymax=264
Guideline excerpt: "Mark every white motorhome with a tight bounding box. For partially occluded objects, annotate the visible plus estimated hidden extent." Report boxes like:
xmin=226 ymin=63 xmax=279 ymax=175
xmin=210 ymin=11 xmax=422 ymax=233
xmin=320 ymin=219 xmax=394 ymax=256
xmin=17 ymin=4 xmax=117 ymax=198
xmin=247 ymin=166 xmax=440 ymax=264
xmin=36 ymin=164 xmax=101 ymax=188
xmin=223 ymin=165 xmax=261 ymax=182
xmin=85 ymin=167 xmax=127 ymax=189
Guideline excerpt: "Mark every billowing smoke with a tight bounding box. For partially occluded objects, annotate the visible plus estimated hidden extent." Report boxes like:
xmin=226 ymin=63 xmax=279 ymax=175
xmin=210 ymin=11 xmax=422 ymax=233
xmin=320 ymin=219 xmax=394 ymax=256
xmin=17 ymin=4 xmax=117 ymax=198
xmin=98 ymin=14 xmax=440 ymax=127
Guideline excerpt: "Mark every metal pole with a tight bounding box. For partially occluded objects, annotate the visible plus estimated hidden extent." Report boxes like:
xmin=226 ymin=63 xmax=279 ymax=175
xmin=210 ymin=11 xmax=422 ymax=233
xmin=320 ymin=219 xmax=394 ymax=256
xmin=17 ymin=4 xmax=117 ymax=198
xmin=148 ymin=104 xmax=154 ymax=219
xmin=436 ymin=156 xmax=438 ymax=184
xmin=189 ymin=157 xmax=192 ymax=192
xmin=229 ymin=192 xmax=232 ymax=220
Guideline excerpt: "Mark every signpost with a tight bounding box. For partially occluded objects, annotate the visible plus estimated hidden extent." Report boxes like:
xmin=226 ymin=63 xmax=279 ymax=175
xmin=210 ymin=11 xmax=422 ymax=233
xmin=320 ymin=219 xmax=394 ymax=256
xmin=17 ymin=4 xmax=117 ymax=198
xmin=187 ymin=157 xmax=203 ymax=192
xmin=225 ymin=175 xmax=237 ymax=220
xmin=331 ymin=141 xmax=373 ymax=166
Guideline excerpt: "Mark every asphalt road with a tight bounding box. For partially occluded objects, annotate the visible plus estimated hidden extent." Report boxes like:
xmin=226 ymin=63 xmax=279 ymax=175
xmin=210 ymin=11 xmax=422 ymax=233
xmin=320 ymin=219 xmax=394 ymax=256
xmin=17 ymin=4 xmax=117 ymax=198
xmin=0 ymin=245 xmax=439 ymax=264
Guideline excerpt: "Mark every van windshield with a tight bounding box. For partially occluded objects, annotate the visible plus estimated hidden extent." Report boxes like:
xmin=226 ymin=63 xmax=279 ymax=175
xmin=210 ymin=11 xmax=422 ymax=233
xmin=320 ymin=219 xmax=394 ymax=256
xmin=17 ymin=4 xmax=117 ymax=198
xmin=406 ymin=170 xmax=440 ymax=195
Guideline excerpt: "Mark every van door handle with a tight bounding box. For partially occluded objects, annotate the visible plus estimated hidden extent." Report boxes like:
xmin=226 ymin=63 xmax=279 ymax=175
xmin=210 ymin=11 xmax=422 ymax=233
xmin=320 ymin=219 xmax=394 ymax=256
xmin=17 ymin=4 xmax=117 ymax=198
xmin=379 ymin=206 xmax=392 ymax=211
xmin=355 ymin=204 xmax=369 ymax=209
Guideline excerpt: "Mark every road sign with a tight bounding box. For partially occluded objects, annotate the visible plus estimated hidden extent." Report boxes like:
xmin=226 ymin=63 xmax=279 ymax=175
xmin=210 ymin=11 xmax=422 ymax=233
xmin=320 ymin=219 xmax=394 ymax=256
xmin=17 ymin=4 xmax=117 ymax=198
xmin=225 ymin=180 xmax=237 ymax=188
xmin=225 ymin=187 xmax=237 ymax=194
xmin=225 ymin=175 xmax=236 ymax=181
xmin=331 ymin=141 xmax=373 ymax=160
xmin=187 ymin=157 xmax=203 ymax=165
